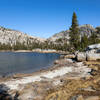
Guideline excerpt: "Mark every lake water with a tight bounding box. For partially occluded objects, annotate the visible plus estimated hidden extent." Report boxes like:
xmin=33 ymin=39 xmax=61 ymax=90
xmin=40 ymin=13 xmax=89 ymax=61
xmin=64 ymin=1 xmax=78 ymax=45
xmin=0 ymin=52 xmax=60 ymax=76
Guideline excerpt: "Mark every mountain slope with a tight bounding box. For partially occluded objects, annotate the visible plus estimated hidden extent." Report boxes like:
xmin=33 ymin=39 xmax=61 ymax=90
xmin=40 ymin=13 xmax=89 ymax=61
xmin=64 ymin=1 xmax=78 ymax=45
xmin=0 ymin=26 xmax=45 ymax=46
xmin=48 ymin=24 xmax=96 ymax=42
xmin=0 ymin=24 xmax=99 ymax=50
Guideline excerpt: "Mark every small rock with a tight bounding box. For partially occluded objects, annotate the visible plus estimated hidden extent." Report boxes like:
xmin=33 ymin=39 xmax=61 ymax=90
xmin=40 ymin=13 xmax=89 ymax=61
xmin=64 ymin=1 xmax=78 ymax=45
xmin=64 ymin=54 xmax=75 ymax=59
xmin=89 ymin=69 xmax=98 ymax=76
xmin=54 ymin=60 xmax=59 ymax=64
xmin=70 ymin=95 xmax=84 ymax=100
xmin=77 ymin=95 xmax=84 ymax=100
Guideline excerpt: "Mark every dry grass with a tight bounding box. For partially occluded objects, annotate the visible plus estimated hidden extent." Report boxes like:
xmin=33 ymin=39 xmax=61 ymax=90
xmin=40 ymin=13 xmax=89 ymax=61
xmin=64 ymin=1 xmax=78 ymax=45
xmin=45 ymin=61 xmax=100 ymax=100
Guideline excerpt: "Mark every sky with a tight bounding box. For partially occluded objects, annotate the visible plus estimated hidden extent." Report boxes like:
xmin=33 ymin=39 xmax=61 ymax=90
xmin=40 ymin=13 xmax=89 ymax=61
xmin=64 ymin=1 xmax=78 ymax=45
xmin=0 ymin=0 xmax=100 ymax=38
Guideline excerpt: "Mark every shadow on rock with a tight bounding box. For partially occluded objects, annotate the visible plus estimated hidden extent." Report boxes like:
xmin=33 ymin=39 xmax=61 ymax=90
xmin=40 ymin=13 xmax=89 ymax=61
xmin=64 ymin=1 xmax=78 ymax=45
xmin=0 ymin=84 xmax=19 ymax=100
xmin=0 ymin=84 xmax=12 ymax=100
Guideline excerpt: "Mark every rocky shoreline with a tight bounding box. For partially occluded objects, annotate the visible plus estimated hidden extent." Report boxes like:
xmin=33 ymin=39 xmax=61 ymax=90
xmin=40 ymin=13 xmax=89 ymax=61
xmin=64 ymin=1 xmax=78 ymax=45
xmin=0 ymin=57 xmax=92 ymax=100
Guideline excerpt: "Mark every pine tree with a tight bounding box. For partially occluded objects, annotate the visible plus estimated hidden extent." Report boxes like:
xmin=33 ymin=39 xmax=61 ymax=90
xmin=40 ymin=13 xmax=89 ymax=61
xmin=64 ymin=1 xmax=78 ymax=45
xmin=96 ymin=27 xmax=100 ymax=34
xmin=69 ymin=12 xmax=80 ymax=50
xmin=81 ymin=34 xmax=88 ymax=50
xmin=89 ymin=32 xmax=99 ymax=44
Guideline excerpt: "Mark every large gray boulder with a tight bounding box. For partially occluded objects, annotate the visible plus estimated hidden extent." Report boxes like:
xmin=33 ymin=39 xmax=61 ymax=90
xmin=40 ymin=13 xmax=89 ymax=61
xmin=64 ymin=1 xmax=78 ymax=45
xmin=77 ymin=52 xmax=86 ymax=61
xmin=76 ymin=51 xmax=100 ymax=61
xmin=86 ymin=52 xmax=100 ymax=61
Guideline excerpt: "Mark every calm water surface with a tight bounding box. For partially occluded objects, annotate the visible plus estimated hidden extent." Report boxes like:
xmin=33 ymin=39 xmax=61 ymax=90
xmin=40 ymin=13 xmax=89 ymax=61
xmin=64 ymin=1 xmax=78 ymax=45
xmin=0 ymin=52 xmax=60 ymax=76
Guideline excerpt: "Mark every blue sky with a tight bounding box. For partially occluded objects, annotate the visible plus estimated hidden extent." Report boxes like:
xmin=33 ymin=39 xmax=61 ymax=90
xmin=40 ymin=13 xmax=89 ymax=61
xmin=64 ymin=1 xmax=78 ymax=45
xmin=0 ymin=0 xmax=100 ymax=38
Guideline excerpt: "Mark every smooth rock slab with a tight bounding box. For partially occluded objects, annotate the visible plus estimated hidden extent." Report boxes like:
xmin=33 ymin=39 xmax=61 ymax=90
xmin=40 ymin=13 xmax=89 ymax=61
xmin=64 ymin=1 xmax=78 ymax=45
xmin=86 ymin=53 xmax=100 ymax=61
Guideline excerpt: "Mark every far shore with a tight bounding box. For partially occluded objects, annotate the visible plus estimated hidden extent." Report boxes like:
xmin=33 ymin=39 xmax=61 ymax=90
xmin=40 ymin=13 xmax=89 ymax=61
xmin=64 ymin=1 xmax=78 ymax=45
xmin=0 ymin=49 xmax=67 ymax=54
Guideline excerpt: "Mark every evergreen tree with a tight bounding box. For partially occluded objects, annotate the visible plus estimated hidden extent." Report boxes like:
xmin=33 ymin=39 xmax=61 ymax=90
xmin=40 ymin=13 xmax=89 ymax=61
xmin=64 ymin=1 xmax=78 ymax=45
xmin=89 ymin=32 xmax=99 ymax=44
xmin=81 ymin=34 xmax=88 ymax=50
xmin=96 ymin=27 xmax=100 ymax=34
xmin=69 ymin=12 xmax=80 ymax=50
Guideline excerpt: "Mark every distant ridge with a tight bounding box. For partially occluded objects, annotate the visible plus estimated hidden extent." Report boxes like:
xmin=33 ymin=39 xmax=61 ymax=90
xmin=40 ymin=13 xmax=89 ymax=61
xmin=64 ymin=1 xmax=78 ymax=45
xmin=48 ymin=24 xmax=97 ymax=42
xmin=0 ymin=24 xmax=99 ymax=49
xmin=0 ymin=26 xmax=46 ymax=46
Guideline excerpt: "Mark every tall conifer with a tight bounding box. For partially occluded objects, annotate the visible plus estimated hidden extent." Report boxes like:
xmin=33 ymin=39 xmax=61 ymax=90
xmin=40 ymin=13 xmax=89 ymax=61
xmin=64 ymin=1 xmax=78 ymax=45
xmin=69 ymin=12 xmax=80 ymax=50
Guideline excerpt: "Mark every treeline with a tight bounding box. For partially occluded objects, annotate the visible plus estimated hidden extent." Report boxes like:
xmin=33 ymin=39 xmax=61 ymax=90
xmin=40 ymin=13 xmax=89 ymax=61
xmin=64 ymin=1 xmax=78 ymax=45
xmin=0 ymin=42 xmax=42 ymax=50
xmin=0 ymin=41 xmax=68 ymax=51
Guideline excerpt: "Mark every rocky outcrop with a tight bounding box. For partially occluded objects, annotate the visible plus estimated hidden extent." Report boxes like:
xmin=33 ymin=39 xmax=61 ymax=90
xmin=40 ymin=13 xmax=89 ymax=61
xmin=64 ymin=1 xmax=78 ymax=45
xmin=0 ymin=26 xmax=45 ymax=46
xmin=48 ymin=30 xmax=70 ymax=42
xmin=79 ymin=24 xmax=95 ymax=37
xmin=48 ymin=24 xmax=96 ymax=43
xmin=75 ymin=44 xmax=100 ymax=61
xmin=86 ymin=44 xmax=100 ymax=61
xmin=76 ymin=52 xmax=100 ymax=61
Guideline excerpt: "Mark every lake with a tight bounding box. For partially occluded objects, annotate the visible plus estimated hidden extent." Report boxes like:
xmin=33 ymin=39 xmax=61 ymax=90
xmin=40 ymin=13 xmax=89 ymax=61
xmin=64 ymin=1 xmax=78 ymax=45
xmin=0 ymin=52 xmax=60 ymax=76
